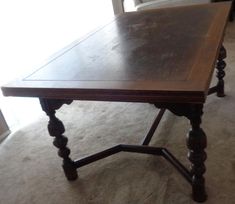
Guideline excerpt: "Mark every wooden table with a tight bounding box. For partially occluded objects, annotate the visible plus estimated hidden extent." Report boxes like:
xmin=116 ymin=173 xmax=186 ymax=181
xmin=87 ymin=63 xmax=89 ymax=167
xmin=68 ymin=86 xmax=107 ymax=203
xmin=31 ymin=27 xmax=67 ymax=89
xmin=1 ymin=2 xmax=231 ymax=202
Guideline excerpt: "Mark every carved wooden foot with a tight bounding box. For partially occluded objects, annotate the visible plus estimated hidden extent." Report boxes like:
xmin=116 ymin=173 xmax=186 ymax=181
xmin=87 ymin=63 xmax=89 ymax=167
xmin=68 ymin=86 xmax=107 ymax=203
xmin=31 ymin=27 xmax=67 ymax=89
xmin=187 ymin=104 xmax=207 ymax=202
xmin=40 ymin=98 xmax=78 ymax=181
xmin=216 ymin=45 xmax=226 ymax=97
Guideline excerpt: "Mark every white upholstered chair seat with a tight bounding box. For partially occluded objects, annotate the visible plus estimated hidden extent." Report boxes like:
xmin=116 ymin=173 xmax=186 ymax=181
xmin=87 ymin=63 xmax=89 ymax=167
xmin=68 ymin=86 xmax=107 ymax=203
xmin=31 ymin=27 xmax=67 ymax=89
xmin=135 ymin=0 xmax=211 ymax=11
xmin=112 ymin=0 xmax=211 ymax=14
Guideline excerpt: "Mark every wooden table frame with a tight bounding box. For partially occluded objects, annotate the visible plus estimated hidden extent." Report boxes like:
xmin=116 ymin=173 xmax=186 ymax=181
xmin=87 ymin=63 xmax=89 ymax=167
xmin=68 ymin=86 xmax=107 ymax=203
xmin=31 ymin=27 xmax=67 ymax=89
xmin=2 ymin=3 xmax=230 ymax=202
xmin=39 ymin=45 xmax=226 ymax=203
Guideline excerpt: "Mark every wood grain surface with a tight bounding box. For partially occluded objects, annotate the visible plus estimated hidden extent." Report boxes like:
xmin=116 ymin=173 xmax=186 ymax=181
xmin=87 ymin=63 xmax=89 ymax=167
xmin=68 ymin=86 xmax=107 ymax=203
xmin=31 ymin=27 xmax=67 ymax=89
xmin=1 ymin=2 xmax=231 ymax=103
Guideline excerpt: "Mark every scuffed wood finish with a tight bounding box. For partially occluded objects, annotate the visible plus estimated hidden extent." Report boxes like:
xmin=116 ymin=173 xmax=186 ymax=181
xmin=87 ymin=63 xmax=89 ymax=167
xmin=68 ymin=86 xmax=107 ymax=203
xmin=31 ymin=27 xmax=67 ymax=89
xmin=1 ymin=2 xmax=231 ymax=103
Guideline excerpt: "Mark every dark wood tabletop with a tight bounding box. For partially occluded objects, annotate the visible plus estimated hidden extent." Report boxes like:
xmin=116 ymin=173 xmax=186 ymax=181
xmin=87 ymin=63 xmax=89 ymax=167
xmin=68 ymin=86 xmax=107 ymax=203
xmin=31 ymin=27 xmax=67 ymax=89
xmin=1 ymin=2 xmax=231 ymax=103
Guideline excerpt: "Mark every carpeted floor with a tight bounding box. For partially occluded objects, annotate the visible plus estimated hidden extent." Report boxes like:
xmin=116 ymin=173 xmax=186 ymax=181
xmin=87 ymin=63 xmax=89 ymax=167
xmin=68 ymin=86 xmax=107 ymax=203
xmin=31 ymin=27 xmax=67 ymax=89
xmin=0 ymin=20 xmax=235 ymax=204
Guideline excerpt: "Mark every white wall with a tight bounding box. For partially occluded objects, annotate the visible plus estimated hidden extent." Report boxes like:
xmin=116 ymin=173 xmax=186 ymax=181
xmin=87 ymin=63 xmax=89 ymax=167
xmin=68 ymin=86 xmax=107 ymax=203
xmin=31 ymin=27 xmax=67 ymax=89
xmin=0 ymin=0 xmax=114 ymax=130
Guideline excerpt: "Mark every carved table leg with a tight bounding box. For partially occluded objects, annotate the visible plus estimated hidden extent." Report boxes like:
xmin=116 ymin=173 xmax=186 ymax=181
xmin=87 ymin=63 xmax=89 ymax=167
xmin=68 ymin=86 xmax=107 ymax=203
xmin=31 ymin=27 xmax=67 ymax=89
xmin=187 ymin=104 xmax=207 ymax=202
xmin=216 ymin=45 xmax=226 ymax=97
xmin=40 ymin=98 xmax=78 ymax=181
xmin=155 ymin=103 xmax=208 ymax=201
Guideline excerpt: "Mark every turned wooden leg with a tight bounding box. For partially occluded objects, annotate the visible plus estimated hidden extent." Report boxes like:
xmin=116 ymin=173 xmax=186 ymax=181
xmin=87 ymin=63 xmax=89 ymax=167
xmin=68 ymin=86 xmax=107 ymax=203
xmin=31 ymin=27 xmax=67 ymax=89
xmin=216 ymin=45 xmax=226 ymax=97
xmin=40 ymin=98 xmax=78 ymax=181
xmin=187 ymin=104 xmax=207 ymax=202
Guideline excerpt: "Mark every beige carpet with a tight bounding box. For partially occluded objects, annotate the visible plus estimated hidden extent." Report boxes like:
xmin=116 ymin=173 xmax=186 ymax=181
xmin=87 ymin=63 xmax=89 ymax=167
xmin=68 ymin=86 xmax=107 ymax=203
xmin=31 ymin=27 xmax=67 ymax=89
xmin=0 ymin=23 xmax=235 ymax=204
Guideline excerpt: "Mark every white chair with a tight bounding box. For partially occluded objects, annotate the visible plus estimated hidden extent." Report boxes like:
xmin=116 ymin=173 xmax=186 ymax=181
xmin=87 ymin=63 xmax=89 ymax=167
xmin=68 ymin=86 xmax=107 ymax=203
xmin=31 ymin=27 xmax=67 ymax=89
xmin=112 ymin=0 xmax=211 ymax=15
